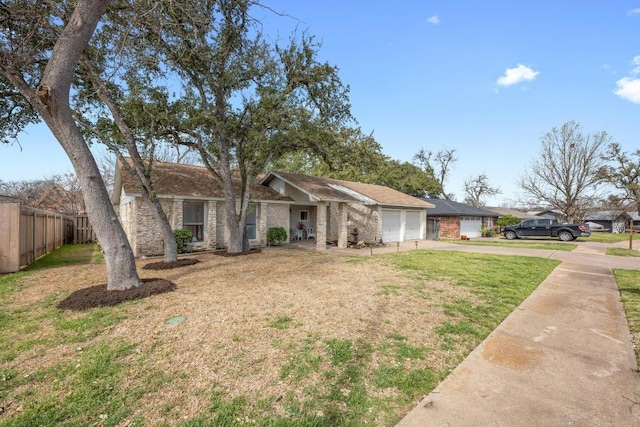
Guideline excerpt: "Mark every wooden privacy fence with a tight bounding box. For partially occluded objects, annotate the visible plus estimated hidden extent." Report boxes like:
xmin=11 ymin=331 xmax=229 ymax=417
xmin=0 ymin=203 xmax=95 ymax=273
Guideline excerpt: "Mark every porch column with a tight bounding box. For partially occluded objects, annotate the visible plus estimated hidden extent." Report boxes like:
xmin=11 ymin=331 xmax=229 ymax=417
xmin=206 ymin=201 xmax=217 ymax=248
xmin=259 ymin=202 xmax=268 ymax=246
xmin=337 ymin=202 xmax=348 ymax=248
xmin=316 ymin=201 xmax=327 ymax=251
xmin=171 ymin=198 xmax=184 ymax=230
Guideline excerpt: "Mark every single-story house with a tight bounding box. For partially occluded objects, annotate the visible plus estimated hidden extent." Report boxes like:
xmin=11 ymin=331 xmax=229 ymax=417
xmin=113 ymin=160 xmax=434 ymax=256
xmin=585 ymin=211 xmax=638 ymax=233
xmin=484 ymin=207 xmax=537 ymax=222
xmin=528 ymin=209 xmax=567 ymax=223
xmin=420 ymin=198 xmax=499 ymax=238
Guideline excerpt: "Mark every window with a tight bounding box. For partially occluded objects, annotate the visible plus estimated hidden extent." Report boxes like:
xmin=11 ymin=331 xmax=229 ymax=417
xmin=183 ymin=202 xmax=204 ymax=241
xmin=300 ymin=210 xmax=309 ymax=221
xmin=246 ymin=209 xmax=257 ymax=240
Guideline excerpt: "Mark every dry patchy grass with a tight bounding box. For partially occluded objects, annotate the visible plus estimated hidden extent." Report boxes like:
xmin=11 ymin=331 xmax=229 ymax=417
xmin=1 ymin=247 xmax=553 ymax=426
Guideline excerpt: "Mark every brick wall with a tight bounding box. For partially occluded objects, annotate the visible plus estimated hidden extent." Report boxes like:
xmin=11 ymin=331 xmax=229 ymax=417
xmin=440 ymin=216 xmax=460 ymax=238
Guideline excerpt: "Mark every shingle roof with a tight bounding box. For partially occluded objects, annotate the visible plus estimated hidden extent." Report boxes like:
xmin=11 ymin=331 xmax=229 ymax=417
xmin=116 ymin=159 xmax=292 ymax=202
xmin=116 ymin=160 xmax=434 ymax=209
xmin=484 ymin=207 xmax=538 ymax=219
xmin=586 ymin=211 xmax=635 ymax=221
xmin=420 ymin=198 xmax=499 ymax=216
xmin=264 ymin=172 xmax=434 ymax=208
xmin=263 ymin=172 xmax=362 ymax=203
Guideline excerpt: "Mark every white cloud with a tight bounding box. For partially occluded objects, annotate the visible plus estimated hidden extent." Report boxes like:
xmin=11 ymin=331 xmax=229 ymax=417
xmin=426 ymin=15 xmax=440 ymax=25
xmin=496 ymin=64 xmax=540 ymax=87
xmin=614 ymin=77 xmax=640 ymax=103
xmin=632 ymin=55 xmax=640 ymax=74
xmin=627 ymin=8 xmax=640 ymax=16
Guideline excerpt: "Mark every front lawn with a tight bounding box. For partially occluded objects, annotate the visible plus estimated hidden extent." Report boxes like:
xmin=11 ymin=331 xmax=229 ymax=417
xmin=0 ymin=245 xmax=559 ymax=426
xmin=613 ymin=269 xmax=640 ymax=366
xmin=606 ymin=248 xmax=640 ymax=257
xmin=443 ymin=238 xmax=576 ymax=251
xmin=583 ymin=232 xmax=640 ymax=244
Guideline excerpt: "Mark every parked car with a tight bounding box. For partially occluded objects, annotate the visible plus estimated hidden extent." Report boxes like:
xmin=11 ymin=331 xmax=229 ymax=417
xmin=502 ymin=218 xmax=590 ymax=241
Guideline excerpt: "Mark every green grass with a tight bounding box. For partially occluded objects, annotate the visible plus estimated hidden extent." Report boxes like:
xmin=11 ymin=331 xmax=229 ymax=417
xmin=583 ymin=232 xmax=640 ymax=244
xmin=1 ymin=248 xmax=559 ymax=426
xmin=391 ymin=250 xmax=559 ymax=355
xmin=613 ymin=269 xmax=640 ymax=365
xmin=0 ymin=244 xmax=125 ymax=364
xmin=0 ymin=340 xmax=145 ymax=427
xmin=443 ymin=238 xmax=576 ymax=251
xmin=24 ymin=243 xmax=101 ymax=271
xmin=0 ymin=245 xmax=144 ymax=426
xmin=607 ymin=248 xmax=640 ymax=257
xmin=268 ymin=316 xmax=294 ymax=329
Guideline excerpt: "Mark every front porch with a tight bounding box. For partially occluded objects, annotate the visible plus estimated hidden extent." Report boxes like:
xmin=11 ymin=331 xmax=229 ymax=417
xmin=289 ymin=201 xmax=353 ymax=250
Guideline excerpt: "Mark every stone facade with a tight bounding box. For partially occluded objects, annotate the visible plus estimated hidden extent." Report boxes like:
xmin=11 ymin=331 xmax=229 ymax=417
xmin=322 ymin=202 xmax=385 ymax=245
xmin=119 ymin=195 xmax=289 ymax=257
xmin=266 ymin=203 xmax=290 ymax=240
xmin=125 ymin=197 xmax=178 ymax=256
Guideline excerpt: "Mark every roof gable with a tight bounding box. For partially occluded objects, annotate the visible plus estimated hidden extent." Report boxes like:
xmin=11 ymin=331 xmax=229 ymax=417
xmin=263 ymin=172 xmax=434 ymax=208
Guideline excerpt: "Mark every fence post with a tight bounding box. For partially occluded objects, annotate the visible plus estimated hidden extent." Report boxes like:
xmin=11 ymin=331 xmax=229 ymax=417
xmin=32 ymin=210 xmax=36 ymax=263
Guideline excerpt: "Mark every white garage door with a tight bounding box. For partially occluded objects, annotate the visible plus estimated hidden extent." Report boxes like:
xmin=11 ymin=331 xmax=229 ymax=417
xmin=405 ymin=211 xmax=422 ymax=240
xmin=382 ymin=210 xmax=402 ymax=242
xmin=460 ymin=216 xmax=482 ymax=237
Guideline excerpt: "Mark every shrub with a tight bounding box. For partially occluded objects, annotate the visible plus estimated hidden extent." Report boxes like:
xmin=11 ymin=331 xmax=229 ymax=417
xmin=267 ymin=227 xmax=288 ymax=245
xmin=481 ymin=227 xmax=496 ymax=237
xmin=173 ymin=229 xmax=193 ymax=254
xmin=497 ymin=214 xmax=521 ymax=227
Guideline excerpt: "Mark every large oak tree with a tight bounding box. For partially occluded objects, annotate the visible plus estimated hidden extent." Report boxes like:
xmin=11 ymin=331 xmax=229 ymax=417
xmin=0 ymin=0 xmax=142 ymax=290
xmin=111 ymin=0 xmax=353 ymax=253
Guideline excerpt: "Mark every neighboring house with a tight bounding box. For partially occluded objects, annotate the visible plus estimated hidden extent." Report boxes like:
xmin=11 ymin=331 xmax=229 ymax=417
xmin=528 ymin=209 xmax=567 ymax=223
xmin=420 ymin=198 xmax=499 ymax=238
xmin=113 ymin=161 xmax=434 ymax=256
xmin=585 ymin=211 xmax=638 ymax=233
xmin=484 ymin=207 xmax=537 ymax=222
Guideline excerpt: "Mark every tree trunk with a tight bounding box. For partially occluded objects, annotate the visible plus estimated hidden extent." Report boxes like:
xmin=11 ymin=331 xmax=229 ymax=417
xmin=79 ymin=58 xmax=179 ymax=264
xmin=52 ymin=122 xmax=142 ymax=290
xmin=145 ymin=195 xmax=178 ymax=263
xmin=225 ymin=202 xmax=244 ymax=253
xmin=31 ymin=0 xmax=142 ymax=290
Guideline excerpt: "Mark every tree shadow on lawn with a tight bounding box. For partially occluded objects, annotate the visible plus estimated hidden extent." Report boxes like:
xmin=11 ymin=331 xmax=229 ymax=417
xmin=57 ymin=259 xmax=203 ymax=311
xmin=56 ymin=251 xmax=262 ymax=311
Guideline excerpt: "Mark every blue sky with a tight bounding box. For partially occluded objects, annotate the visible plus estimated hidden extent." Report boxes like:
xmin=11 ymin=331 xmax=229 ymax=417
xmin=2 ymin=1 xmax=640 ymax=206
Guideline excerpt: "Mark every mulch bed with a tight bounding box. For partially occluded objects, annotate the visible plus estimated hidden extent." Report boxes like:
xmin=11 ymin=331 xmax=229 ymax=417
xmin=142 ymin=258 xmax=200 ymax=270
xmin=57 ymin=279 xmax=177 ymax=311
xmin=210 ymin=248 xmax=262 ymax=257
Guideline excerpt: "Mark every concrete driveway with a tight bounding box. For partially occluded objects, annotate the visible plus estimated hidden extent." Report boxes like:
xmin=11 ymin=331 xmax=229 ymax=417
xmin=386 ymin=239 xmax=640 ymax=426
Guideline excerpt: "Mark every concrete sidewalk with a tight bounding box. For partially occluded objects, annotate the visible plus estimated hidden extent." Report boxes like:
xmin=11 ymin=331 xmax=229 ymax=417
xmin=391 ymin=240 xmax=640 ymax=426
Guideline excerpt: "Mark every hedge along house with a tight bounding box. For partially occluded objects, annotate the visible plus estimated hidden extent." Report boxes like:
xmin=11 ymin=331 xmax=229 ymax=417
xmin=113 ymin=160 xmax=434 ymax=256
xmin=261 ymin=172 xmax=434 ymax=250
xmin=420 ymin=198 xmax=499 ymax=238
